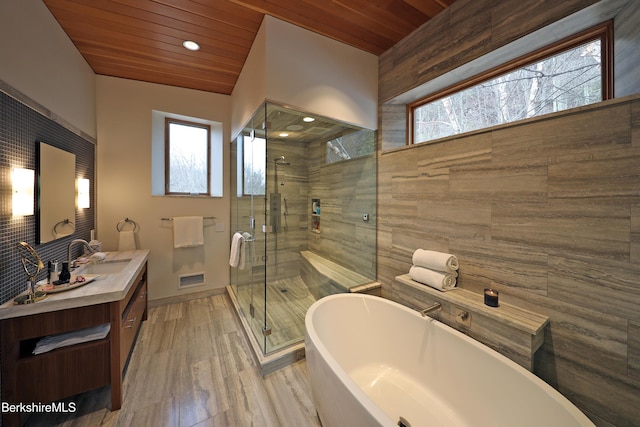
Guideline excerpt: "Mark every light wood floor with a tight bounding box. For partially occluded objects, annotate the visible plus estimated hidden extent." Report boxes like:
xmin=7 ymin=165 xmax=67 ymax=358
xmin=25 ymin=294 xmax=322 ymax=427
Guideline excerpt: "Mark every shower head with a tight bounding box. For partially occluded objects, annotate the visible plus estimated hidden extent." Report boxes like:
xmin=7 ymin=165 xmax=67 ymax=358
xmin=274 ymin=156 xmax=291 ymax=165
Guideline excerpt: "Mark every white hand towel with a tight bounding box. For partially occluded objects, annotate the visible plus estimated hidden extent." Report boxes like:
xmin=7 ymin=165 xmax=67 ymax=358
xmin=90 ymin=252 xmax=107 ymax=262
xmin=229 ymin=232 xmax=246 ymax=269
xmin=173 ymin=216 xmax=204 ymax=248
xmin=118 ymin=230 xmax=137 ymax=251
xmin=409 ymin=265 xmax=457 ymax=291
xmin=412 ymin=249 xmax=459 ymax=272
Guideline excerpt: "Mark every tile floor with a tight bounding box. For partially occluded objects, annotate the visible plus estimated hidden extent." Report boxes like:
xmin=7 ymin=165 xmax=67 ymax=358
xmin=24 ymin=294 xmax=321 ymax=427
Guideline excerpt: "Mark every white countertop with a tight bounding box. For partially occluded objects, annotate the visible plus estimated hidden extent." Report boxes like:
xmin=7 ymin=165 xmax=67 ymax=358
xmin=0 ymin=250 xmax=149 ymax=320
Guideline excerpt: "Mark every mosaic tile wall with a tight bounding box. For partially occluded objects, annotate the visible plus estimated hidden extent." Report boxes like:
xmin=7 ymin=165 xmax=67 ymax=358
xmin=0 ymin=89 xmax=95 ymax=305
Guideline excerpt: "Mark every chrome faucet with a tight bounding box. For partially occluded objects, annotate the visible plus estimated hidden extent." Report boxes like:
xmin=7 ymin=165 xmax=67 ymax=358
xmin=68 ymin=239 xmax=94 ymax=267
xmin=420 ymin=302 xmax=442 ymax=317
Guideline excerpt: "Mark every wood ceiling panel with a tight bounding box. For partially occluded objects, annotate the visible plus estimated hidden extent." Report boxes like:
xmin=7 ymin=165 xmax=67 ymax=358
xmin=334 ymin=0 xmax=429 ymax=31
xmin=403 ymin=0 xmax=452 ymax=17
xmin=56 ymin=18 xmax=246 ymax=70
xmin=229 ymin=0 xmax=396 ymax=53
xmin=46 ymin=0 xmax=254 ymax=59
xmin=73 ymin=39 xmax=243 ymax=79
xmin=54 ymin=0 xmax=259 ymax=45
xmin=90 ymin=62 xmax=235 ymax=94
xmin=108 ymin=0 xmax=259 ymax=42
xmin=42 ymin=0 xmax=457 ymax=95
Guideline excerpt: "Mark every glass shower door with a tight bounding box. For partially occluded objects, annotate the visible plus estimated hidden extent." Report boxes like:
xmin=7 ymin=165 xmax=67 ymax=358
xmin=230 ymin=112 xmax=268 ymax=354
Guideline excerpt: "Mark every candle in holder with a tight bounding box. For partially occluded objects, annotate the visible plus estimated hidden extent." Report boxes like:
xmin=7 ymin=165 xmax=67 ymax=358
xmin=484 ymin=288 xmax=499 ymax=307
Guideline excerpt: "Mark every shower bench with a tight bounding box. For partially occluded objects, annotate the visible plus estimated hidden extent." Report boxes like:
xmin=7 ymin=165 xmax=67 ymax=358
xmin=300 ymin=250 xmax=380 ymax=298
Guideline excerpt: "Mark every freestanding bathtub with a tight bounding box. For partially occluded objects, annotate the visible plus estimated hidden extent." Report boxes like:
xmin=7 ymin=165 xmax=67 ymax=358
xmin=305 ymin=293 xmax=594 ymax=427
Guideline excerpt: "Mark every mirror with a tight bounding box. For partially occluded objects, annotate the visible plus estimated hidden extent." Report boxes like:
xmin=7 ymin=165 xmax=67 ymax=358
xmin=37 ymin=142 xmax=76 ymax=244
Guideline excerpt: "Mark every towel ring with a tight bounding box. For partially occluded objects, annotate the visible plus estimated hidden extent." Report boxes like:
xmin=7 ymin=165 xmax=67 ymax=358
xmin=53 ymin=219 xmax=75 ymax=235
xmin=116 ymin=217 xmax=138 ymax=232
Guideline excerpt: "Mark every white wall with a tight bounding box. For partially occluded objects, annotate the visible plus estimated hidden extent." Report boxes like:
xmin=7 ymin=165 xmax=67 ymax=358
xmin=265 ymin=16 xmax=378 ymax=130
xmin=0 ymin=0 xmax=96 ymax=138
xmin=231 ymin=16 xmax=379 ymax=138
xmin=96 ymin=76 xmax=231 ymax=301
xmin=230 ymin=21 xmax=267 ymax=140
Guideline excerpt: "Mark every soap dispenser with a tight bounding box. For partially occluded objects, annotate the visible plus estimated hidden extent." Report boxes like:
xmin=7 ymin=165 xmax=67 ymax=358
xmin=48 ymin=260 xmax=60 ymax=283
xmin=58 ymin=261 xmax=71 ymax=284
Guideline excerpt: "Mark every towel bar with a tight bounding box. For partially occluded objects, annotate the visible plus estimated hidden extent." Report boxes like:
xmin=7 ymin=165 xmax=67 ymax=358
xmin=235 ymin=231 xmax=256 ymax=242
xmin=53 ymin=219 xmax=75 ymax=235
xmin=116 ymin=217 xmax=138 ymax=232
xmin=161 ymin=216 xmax=215 ymax=221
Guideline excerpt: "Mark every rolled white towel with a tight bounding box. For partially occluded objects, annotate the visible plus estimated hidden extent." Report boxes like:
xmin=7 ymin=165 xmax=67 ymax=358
xmin=412 ymin=249 xmax=459 ymax=272
xmin=409 ymin=265 xmax=457 ymax=291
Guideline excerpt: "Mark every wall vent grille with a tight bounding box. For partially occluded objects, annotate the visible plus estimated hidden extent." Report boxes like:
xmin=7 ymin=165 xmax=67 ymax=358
xmin=178 ymin=272 xmax=205 ymax=289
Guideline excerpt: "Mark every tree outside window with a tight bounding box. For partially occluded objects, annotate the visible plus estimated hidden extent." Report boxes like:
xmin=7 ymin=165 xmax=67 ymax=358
xmin=411 ymin=23 xmax=611 ymax=145
xmin=243 ymin=136 xmax=266 ymax=195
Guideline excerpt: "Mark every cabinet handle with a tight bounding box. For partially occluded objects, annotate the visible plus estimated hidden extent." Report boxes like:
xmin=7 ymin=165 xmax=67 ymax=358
xmin=139 ymin=292 xmax=146 ymax=299
xmin=125 ymin=317 xmax=136 ymax=328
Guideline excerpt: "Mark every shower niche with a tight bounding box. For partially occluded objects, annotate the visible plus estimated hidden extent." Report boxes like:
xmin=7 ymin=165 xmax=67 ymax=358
xmin=311 ymin=198 xmax=320 ymax=233
xmin=230 ymin=102 xmax=376 ymax=368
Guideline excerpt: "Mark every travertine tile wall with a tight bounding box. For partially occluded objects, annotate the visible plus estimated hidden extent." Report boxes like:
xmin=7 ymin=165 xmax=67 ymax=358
xmin=307 ymin=146 xmax=377 ymax=278
xmin=379 ymin=98 xmax=640 ymax=425
xmin=266 ymin=138 xmax=308 ymax=280
xmin=377 ymin=0 xmax=640 ymax=425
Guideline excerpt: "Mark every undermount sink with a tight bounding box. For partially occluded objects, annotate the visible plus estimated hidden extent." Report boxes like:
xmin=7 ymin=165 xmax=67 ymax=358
xmin=76 ymin=259 xmax=131 ymax=275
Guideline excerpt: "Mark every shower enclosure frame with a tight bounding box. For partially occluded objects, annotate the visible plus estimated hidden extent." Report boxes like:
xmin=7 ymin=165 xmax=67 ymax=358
xmin=230 ymin=101 xmax=377 ymax=365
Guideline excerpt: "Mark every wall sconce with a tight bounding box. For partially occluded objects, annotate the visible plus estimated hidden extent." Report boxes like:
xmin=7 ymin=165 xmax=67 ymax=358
xmin=12 ymin=168 xmax=35 ymax=216
xmin=77 ymin=178 xmax=90 ymax=209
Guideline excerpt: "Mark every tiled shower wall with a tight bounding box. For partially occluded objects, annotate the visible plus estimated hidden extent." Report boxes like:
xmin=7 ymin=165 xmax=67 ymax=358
xmin=307 ymin=142 xmax=376 ymax=278
xmin=0 ymin=85 xmax=95 ymax=305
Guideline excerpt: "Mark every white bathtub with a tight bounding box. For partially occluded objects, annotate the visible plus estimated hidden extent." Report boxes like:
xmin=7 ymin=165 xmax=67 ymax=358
xmin=304 ymin=293 xmax=594 ymax=427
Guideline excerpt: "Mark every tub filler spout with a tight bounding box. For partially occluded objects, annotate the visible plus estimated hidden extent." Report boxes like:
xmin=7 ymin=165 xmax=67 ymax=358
xmin=420 ymin=302 xmax=441 ymax=317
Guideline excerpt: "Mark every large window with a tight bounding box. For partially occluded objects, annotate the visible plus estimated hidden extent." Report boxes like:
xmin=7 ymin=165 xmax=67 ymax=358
xmin=164 ymin=118 xmax=211 ymax=195
xmin=410 ymin=23 xmax=613 ymax=145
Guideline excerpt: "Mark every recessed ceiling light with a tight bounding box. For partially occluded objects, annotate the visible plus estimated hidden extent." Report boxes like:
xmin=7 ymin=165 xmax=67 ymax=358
xmin=279 ymin=133 xmax=289 ymax=137
xmin=286 ymin=125 xmax=303 ymax=131
xmin=303 ymin=117 xmax=315 ymax=122
xmin=183 ymin=40 xmax=200 ymax=51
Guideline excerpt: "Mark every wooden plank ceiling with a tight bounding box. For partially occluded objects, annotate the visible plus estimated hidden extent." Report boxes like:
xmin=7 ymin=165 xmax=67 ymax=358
xmin=43 ymin=0 xmax=456 ymax=95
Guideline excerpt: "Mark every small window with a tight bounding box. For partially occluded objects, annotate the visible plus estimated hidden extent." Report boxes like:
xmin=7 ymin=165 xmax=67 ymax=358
xmin=410 ymin=22 xmax=613 ymax=145
xmin=165 ymin=118 xmax=211 ymax=195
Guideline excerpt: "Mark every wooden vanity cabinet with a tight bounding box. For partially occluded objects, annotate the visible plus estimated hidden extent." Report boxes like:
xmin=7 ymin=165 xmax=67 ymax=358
xmin=110 ymin=264 xmax=148 ymax=406
xmin=0 ymin=262 xmax=147 ymax=426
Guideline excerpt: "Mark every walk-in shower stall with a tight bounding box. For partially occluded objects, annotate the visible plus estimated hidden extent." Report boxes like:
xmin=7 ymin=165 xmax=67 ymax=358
xmin=230 ymin=102 xmax=376 ymax=361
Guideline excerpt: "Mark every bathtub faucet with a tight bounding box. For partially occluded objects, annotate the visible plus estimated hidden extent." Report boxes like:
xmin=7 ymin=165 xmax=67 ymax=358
xmin=420 ymin=302 xmax=442 ymax=317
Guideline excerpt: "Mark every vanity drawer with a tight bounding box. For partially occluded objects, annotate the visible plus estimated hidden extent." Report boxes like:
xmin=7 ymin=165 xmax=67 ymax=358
xmin=15 ymin=339 xmax=110 ymax=402
xmin=119 ymin=279 xmax=147 ymax=372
